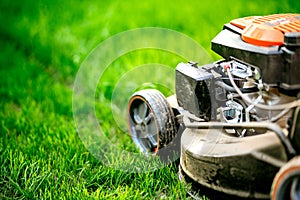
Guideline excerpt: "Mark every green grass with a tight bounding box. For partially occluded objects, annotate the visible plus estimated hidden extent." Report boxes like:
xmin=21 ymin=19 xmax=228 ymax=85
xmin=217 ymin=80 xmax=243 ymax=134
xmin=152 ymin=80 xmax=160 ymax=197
xmin=1 ymin=0 xmax=300 ymax=199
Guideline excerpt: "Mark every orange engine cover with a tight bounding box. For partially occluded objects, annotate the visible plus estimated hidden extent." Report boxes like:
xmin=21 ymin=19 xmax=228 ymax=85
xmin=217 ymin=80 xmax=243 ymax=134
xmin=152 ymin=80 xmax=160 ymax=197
xmin=230 ymin=14 xmax=300 ymax=46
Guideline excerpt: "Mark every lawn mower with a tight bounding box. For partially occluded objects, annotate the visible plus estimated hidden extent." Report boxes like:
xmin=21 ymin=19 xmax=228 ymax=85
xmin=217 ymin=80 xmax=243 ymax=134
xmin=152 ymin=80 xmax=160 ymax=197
xmin=127 ymin=14 xmax=300 ymax=199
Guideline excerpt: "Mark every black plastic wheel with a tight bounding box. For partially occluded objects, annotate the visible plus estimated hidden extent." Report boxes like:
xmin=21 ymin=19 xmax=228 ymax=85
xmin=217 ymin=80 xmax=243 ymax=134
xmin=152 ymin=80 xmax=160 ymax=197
xmin=271 ymin=156 xmax=300 ymax=200
xmin=128 ymin=89 xmax=177 ymax=155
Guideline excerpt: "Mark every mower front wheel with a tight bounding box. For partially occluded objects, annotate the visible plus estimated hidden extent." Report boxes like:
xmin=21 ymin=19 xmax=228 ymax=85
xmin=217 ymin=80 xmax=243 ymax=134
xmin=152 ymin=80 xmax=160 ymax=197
xmin=128 ymin=89 xmax=177 ymax=155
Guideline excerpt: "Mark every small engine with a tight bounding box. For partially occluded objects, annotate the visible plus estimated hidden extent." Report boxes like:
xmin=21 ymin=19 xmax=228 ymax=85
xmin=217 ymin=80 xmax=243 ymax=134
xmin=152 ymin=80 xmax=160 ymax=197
xmin=176 ymin=14 xmax=300 ymax=137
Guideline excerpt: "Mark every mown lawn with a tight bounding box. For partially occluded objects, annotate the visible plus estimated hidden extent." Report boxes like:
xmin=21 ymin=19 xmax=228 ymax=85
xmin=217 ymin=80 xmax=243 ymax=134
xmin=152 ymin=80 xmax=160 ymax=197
xmin=1 ymin=0 xmax=299 ymax=199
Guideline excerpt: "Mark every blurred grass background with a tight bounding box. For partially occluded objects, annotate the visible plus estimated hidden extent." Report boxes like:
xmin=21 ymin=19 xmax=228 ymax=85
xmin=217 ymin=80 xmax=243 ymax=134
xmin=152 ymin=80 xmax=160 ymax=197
xmin=1 ymin=0 xmax=299 ymax=199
